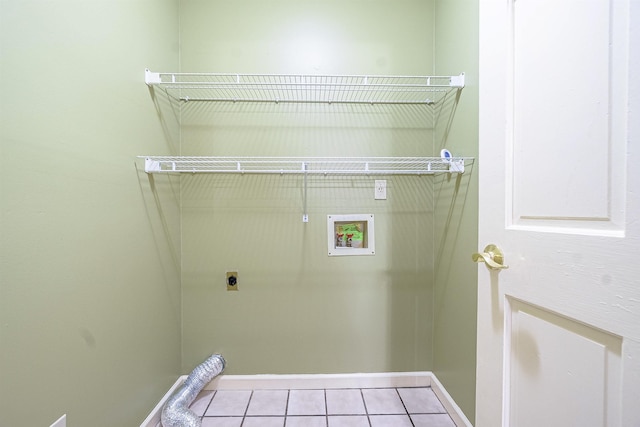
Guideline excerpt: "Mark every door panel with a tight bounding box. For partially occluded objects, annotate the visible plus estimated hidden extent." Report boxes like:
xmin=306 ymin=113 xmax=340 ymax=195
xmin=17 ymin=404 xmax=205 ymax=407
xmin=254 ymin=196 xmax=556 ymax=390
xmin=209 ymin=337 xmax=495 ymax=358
xmin=506 ymin=298 xmax=622 ymax=427
xmin=512 ymin=0 xmax=612 ymax=224
xmin=507 ymin=0 xmax=627 ymax=235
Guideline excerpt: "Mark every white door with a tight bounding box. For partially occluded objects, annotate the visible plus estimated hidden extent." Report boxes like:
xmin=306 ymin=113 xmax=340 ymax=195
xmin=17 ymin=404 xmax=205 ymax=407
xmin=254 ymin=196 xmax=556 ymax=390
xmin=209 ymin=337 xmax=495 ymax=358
xmin=477 ymin=1 xmax=640 ymax=427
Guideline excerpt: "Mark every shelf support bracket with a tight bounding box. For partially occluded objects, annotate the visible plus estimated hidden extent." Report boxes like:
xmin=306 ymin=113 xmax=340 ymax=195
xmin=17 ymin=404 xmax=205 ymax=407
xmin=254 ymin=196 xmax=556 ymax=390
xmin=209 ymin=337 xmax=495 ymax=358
xmin=145 ymin=68 xmax=162 ymax=85
xmin=450 ymin=159 xmax=465 ymax=173
xmin=302 ymin=162 xmax=309 ymax=223
xmin=144 ymin=157 xmax=160 ymax=173
xmin=449 ymin=73 xmax=465 ymax=88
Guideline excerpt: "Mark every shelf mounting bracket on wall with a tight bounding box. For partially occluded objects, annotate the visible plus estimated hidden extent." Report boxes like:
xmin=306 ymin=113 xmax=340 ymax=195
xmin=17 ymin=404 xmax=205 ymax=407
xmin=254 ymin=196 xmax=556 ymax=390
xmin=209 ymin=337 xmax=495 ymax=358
xmin=303 ymin=162 xmax=309 ymax=223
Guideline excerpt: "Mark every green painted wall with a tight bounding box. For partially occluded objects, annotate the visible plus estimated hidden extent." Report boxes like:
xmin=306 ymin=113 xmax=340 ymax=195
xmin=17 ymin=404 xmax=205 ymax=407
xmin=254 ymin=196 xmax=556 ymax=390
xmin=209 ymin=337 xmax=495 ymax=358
xmin=1 ymin=1 xmax=479 ymax=425
xmin=0 ymin=2 xmax=182 ymax=426
xmin=178 ymin=0 xmax=439 ymax=374
xmin=433 ymin=0 xmax=479 ymax=422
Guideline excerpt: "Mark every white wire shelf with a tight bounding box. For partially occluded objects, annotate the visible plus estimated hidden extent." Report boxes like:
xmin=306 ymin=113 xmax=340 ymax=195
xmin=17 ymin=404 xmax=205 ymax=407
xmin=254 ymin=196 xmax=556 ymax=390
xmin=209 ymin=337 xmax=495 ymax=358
xmin=141 ymin=156 xmax=472 ymax=175
xmin=145 ymin=69 xmax=465 ymax=105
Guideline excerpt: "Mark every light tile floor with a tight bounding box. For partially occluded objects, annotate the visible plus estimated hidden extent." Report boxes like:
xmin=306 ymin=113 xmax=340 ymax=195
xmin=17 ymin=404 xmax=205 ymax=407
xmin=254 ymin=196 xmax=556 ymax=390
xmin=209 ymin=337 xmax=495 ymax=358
xmin=157 ymin=387 xmax=456 ymax=427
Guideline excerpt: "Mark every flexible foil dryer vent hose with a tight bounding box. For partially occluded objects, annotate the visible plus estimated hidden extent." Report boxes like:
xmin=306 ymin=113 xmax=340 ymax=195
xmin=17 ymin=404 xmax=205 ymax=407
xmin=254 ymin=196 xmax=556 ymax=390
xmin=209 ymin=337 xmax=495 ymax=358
xmin=161 ymin=354 xmax=226 ymax=427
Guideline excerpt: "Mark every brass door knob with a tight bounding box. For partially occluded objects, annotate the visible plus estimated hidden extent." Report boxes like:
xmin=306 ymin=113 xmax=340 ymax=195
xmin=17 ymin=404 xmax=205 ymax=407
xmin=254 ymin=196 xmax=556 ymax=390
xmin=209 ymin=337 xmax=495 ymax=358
xmin=472 ymin=244 xmax=509 ymax=270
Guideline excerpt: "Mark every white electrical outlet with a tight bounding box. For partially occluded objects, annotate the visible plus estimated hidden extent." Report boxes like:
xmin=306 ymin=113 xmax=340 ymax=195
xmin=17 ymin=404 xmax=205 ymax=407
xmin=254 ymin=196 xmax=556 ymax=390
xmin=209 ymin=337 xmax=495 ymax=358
xmin=375 ymin=180 xmax=387 ymax=200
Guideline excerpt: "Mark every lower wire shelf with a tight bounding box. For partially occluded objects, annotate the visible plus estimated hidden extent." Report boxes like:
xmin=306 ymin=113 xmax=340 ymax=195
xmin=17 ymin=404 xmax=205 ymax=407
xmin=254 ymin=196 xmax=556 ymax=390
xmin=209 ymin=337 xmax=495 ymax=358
xmin=140 ymin=156 xmax=472 ymax=175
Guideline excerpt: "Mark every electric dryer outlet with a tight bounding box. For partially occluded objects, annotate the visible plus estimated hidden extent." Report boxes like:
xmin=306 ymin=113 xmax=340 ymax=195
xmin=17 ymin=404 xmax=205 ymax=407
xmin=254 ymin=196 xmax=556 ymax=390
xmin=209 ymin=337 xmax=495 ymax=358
xmin=226 ymin=272 xmax=238 ymax=291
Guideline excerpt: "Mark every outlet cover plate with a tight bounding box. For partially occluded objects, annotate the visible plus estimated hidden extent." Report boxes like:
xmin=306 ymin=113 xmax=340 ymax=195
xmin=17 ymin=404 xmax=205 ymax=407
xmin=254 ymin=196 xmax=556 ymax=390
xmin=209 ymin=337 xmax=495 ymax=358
xmin=226 ymin=271 xmax=238 ymax=291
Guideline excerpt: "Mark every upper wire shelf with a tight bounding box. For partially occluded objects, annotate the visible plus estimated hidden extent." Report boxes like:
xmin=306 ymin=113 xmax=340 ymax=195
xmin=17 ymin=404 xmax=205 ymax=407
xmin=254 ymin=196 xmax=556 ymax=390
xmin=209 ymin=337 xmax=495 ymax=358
xmin=145 ymin=69 xmax=465 ymax=105
xmin=140 ymin=156 xmax=472 ymax=175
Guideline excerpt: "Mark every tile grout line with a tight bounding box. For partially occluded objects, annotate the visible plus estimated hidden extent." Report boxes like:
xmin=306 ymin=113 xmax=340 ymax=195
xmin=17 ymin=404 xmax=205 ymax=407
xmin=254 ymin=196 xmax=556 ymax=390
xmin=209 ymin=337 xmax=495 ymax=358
xmin=360 ymin=388 xmax=373 ymax=427
xmin=240 ymin=390 xmax=254 ymax=426
xmin=284 ymin=389 xmax=290 ymax=426
xmin=200 ymin=389 xmax=216 ymax=420
xmin=395 ymin=387 xmax=416 ymax=427
xmin=324 ymin=389 xmax=329 ymax=427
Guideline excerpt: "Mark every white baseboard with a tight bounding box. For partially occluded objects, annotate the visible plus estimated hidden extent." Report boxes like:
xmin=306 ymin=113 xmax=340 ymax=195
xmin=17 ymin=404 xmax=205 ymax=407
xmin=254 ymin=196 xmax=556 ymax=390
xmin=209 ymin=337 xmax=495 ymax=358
xmin=50 ymin=414 xmax=66 ymax=427
xmin=139 ymin=378 xmax=185 ymax=427
xmin=140 ymin=371 xmax=472 ymax=427
xmin=429 ymin=374 xmax=474 ymax=427
xmin=206 ymin=371 xmax=432 ymax=390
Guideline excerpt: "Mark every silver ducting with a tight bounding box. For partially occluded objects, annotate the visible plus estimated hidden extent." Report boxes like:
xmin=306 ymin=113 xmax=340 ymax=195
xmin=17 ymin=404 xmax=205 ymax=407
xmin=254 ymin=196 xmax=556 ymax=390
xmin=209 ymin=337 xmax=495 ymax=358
xmin=161 ymin=354 xmax=226 ymax=427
